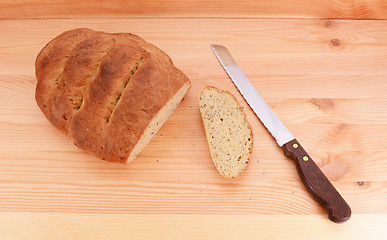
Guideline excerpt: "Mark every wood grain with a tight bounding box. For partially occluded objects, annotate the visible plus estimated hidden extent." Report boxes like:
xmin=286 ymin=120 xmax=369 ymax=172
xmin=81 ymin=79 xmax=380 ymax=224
xmin=0 ymin=213 xmax=386 ymax=240
xmin=1 ymin=0 xmax=387 ymax=20
xmin=0 ymin=17 xmax=387 ymax=237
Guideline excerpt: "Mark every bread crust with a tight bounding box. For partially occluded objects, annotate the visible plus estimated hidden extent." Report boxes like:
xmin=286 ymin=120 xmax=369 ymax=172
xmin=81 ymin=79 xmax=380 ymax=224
xmin=35 ymin=28 xmax=190 ymax=163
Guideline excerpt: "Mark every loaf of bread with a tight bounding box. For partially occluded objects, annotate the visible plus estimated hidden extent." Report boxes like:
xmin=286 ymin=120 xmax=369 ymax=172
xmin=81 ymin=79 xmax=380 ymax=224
xmin=35 ymin=28 xmax=191 ymax=163
xmin=199 ymin=87 xmax=253 ymax=179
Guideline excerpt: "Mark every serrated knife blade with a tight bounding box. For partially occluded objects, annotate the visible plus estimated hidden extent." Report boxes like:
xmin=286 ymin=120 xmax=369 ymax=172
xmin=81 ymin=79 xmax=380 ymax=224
xmin=211 ymin=44 xmax=351 ymax=223
xmin=211 ymin=44 xmax=294 ymax=147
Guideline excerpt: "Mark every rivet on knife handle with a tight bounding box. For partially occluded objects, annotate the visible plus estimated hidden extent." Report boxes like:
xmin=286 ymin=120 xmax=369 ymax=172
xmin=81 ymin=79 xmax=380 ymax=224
xmin=282 ymin=139 xmax=351 ymax=223
xmin=211 ymin=44 xmax=351 ymax=223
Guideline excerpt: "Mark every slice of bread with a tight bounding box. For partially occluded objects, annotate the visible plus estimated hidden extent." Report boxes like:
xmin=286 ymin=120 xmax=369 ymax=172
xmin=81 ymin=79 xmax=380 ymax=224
xmin=199 ymin=86 xmax=253 ymax=179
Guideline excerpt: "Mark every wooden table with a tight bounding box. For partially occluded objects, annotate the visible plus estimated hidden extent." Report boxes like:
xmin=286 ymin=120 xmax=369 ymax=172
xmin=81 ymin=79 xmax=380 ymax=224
xmin=1 ymin=1 xmax=386 ymax=239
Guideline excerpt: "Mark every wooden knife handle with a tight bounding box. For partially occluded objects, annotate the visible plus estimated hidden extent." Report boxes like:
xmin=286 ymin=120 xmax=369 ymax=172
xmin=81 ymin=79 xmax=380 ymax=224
xmin=282 ymin=139 xmax=351 ymax=223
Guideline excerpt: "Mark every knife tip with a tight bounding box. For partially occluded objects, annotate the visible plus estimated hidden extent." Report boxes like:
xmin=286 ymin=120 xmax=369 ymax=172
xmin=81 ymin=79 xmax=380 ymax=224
xmin=211 ymin=44 xmax=229 ymax=56
xmin=210 ymin=44 xmax=223 ymax=50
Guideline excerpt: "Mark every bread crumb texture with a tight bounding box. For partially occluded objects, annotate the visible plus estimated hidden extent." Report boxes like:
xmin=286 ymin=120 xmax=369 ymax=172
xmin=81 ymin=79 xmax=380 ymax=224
xmin=199 ymin=86 xmax=253 ymax=179
xmin=35 ymin=28 xmax=191 ymax=163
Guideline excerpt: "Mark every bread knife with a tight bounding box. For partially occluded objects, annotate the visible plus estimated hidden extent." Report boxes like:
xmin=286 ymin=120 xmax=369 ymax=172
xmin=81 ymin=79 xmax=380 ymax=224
xmin=211 ymin=44 xmax=351 ymax=223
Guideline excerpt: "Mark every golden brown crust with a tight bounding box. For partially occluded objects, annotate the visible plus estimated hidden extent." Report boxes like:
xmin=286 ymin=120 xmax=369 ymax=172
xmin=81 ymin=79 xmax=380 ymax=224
xmin=35 ymin=28 xmax=95 ymax=122
xmin=35 ymin=28 xmax=190 ymax=163
xmin=48 ymin=32 xmax=116 ymax=134
xmin=113 ymin=33 xmax=173 ymax=64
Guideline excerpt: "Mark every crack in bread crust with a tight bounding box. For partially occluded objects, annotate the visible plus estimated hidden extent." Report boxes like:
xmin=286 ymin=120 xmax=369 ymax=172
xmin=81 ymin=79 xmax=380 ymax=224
xmin=46 ymin=35 xmax=117 ymax=135
xmin=52 ymin=44 xmax=76 ymax=87
xmin=106 ymin=54 xmax=145 ymax=124
xmin=75 ymin=42 xmax=117 ymax=111
xmin=70 ymin=42 xmax=149 ymax=160
xmin=35 ymin=28 xmax=95 ymax=118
